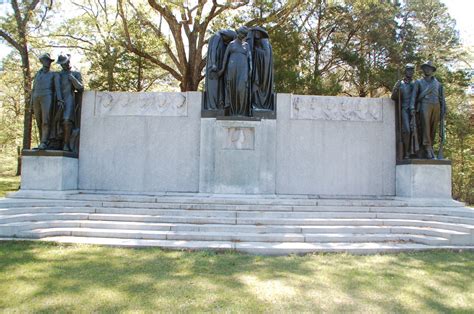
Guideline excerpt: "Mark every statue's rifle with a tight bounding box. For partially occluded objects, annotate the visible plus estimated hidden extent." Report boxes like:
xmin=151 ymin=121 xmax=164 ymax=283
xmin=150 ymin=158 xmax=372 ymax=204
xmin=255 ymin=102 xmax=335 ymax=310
xmin=396 ymin=72 xmax=404 ymax=161
xmin=438 ymin=111 xmax=446 ymax=159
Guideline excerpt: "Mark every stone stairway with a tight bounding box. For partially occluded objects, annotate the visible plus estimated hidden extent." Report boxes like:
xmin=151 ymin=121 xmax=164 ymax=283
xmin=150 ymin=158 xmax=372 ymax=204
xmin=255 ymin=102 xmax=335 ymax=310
xmin=1 ymin=191 xmax=473 ymax=255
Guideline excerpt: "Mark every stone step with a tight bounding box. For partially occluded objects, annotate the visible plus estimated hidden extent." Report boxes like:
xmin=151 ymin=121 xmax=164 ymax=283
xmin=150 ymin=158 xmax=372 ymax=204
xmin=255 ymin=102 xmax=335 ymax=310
xmin=25 ymin=236 xmax=474 ymax=255
xmin=4 ymin=192 xmax=465 ymax=208
xmin=7 ymin=210 xmax=468 ymax=225
xmin=2 ymin=205 xmax=473 ymax=220
xmin=1 ymin=212 xmax=473 ymax=234
xmin=2 ymin=219 xmax=469 ymax=238
xmin=19 ymin=227 xmax=451 ymax=245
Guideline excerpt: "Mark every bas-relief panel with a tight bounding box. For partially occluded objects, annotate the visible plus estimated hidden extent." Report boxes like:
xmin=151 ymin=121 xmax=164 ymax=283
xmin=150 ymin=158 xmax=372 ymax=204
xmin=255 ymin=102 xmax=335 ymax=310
xmin=291 ymin=95 xmax=383 ymax=122
xmin=94 ymin=92 xmax=188 ymax=117
xmin=222 ymin=127 xmax=255 ymax=150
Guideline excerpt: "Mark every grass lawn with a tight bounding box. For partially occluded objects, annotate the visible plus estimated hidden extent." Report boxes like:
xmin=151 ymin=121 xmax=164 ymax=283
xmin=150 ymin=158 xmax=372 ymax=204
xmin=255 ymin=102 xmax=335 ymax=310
xmin=0 ymin=241 xmax=472 ymax=312
xmin=0 ymin=175 xmax=20 ymax=198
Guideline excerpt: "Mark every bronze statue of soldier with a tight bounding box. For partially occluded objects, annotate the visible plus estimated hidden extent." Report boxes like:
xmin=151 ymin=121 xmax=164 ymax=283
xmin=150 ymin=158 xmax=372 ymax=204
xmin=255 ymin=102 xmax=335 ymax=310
xmin=204 ymin=29 xmax=236 ymax=111
xmin=31 ymin=53 xmax=63 ymax=150
xmin=410 ymin=61 xmax=447 ymax=159
xmin=56 ymin=54 xmax=84 ymax=152
xmin=391 ymin=63 xmax=418 ymax=159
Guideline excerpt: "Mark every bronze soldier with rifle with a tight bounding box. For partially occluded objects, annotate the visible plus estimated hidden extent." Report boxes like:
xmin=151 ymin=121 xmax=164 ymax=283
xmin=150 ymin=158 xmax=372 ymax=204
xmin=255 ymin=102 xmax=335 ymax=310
xmin=391 ymin=63 xmax=418 ymax=159
xmin=409 ymin=61 xmax=446 ymax=159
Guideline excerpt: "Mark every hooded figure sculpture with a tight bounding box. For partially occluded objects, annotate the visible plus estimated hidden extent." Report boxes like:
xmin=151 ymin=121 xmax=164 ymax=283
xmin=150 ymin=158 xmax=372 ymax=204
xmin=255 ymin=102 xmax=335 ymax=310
xmin=218 ymin=26 xmax=252 ymax=116
xmin=247 ymin=26 xmax=274 ymax=112
xmin=204 ymin=29 xmax=236 ymax=110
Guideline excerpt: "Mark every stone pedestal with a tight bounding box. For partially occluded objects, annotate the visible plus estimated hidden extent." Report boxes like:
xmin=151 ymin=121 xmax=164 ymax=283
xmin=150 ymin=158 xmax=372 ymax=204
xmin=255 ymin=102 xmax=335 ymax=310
xmin=199 ymin=118 xmax=276 ymax=194
xmin=396 ymin=160 xmax=452 ymax=198
xmin=21 ymin=150 xmax=78 ymax=191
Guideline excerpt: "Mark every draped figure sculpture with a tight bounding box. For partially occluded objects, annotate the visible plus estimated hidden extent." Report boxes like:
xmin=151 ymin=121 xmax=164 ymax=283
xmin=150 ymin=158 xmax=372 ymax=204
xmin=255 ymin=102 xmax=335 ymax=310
xmin=247 ymin=27 xmax=274 ymax=112
xmin=218 ymin=26 xmax=252 ymax=116
xmin=204 ymin=29 xmax=236 ymax=110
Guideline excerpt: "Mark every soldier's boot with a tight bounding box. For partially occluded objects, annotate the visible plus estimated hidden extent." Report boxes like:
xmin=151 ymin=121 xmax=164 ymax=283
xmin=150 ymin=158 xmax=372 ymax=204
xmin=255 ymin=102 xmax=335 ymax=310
xmin=63 ymin=120 xmax=73 ymax=152
xmin=38 ymin=124 xmax=50 ymax=150
xmin=425 ymin=145 xmax=435 ymax=159
xmin=402 ymin=133 xmax=410 ymax=159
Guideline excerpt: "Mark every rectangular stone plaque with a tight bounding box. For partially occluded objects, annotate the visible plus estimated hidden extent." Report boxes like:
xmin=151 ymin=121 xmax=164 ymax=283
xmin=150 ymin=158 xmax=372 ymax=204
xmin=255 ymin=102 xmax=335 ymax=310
xmin=94 ymin=91 xmax=188 ymax=117
xmin=222 ymin=127 xmax=255 ymax=150
xmin=291 ymin=95 xmax=383 ymax=122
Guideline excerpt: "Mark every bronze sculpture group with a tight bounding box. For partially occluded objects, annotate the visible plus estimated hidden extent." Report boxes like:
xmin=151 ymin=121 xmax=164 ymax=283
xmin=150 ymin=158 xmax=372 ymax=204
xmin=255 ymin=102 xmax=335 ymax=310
xmin=392 ymin=61 xmax=446 ymax=160
xmin=31 ymin=36 xmax=446 ymax=163
xmin=31 ymin=53 xmax=83 ymax=153
xmin=204 ymin=26 xmax=275 ymax=117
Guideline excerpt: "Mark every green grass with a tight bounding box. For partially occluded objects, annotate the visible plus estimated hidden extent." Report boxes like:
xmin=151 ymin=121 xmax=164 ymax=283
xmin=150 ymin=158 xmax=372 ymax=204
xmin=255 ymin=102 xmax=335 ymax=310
xmin=0 ymin=241 xmax=473 ymax=313
xmin=0 ymin=174 xmax=20 ymax=197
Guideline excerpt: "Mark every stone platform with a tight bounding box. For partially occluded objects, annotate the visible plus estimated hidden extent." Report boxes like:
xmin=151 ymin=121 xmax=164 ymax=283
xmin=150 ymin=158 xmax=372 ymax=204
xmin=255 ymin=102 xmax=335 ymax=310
xmin=1 ymin=192 xmax=473 ymax=255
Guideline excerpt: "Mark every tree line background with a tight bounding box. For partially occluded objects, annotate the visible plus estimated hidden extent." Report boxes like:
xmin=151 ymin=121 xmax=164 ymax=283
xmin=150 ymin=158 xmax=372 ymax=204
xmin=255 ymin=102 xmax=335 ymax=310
xmin=0 ymin=0 xmax=472 ymax=203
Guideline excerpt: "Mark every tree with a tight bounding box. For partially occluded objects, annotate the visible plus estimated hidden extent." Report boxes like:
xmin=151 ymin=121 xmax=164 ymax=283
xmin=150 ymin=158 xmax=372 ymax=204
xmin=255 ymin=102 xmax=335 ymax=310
xmin=0 ymin=0 xmax=53 ymax=151
xmin=46 ymin=0 xmax=170 ymax=92
xmin=117 ymin=0 xmax=302 ymax=91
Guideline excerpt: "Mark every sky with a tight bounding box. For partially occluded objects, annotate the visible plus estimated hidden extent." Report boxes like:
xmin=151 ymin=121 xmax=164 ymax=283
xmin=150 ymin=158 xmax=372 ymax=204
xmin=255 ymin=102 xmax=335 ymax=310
xmin=442 ymin=0 xmax=474 ymax=47
xmin=0 ymin=0 xmax=473 ymax=63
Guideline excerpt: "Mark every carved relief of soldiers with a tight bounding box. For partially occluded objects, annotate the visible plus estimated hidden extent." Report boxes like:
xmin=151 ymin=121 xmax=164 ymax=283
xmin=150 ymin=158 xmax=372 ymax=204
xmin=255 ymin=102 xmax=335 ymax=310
xmin=410 ymin=61 xmax=446 ymax=159
xmin=391 ymin=64 xmax=418 ymax=159
xmin=56 ymin=54 xmax=84 ymax=152
xmin=31 ymin=53 xmax=63 ymax=150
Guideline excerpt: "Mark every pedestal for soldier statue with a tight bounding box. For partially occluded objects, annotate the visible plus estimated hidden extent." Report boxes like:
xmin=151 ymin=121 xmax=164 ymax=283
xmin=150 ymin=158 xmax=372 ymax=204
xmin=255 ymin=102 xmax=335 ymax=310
xmin=21 ymin=53 xmax=83 ymax=191
xmin=393 ymin=61 xmax=452 ymax=198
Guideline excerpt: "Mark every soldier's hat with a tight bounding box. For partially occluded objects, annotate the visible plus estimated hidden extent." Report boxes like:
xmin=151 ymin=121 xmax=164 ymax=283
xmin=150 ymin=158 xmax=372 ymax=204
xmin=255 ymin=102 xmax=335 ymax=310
xmin=38 ymin=53 xmax=54 ymax=62
xmin=405 ymin=63 xmax=415 ymax=69
xmin=56 ymin=54 xmax=71 ymax=65
xmin=420 ymin=61 xmax=436 ymax=71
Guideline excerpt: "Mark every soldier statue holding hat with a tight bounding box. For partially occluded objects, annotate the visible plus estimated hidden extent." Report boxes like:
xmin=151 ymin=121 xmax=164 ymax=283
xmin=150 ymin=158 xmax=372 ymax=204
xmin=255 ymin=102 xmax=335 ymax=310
xmin=31 ymin=53 xmax=63 ymax=150
xmin=56 ymin=53 xmax=83 ymax=152
xmin=409 ymin=61 xmax=446 ymax=159
xmin=391 ymin=63 xmax=418 ymax=159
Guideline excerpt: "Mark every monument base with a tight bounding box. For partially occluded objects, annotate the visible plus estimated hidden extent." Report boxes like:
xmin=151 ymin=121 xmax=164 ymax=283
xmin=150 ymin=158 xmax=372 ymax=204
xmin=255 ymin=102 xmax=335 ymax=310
xmin=199 ymin=118 xmax=276 ymax=194
xmin=396 ymin=159 xmax=452 ymax=198
xmin=21 ymin=150 xmax=78 ymax=191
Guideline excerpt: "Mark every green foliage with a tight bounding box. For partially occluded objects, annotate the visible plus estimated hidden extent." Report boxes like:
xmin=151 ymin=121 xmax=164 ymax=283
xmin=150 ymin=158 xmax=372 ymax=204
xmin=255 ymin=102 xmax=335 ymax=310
xmin=50 ymin=0 xmax=171 ymax=92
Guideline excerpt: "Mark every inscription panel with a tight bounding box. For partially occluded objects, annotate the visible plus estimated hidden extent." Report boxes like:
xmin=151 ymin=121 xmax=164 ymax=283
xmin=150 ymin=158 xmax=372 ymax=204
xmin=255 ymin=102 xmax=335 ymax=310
xmin=222 ymin=127 xmax=255 ymax=150
xmin=95 ymin=91 xmax=187 ymax=117
xmin=291 ymin=95 xmax=383 ymax=122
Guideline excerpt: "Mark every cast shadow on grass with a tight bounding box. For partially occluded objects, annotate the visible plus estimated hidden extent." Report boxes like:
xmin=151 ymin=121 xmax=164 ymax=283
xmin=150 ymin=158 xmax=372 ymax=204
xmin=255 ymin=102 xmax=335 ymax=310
xmin=0 ymin=241 xmax=473 ymax=312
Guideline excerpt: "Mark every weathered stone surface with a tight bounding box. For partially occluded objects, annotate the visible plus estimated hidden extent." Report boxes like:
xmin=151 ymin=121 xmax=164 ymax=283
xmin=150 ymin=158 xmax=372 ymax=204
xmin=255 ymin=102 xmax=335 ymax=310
xmin=21 ymin=156 xmax=78 ymax=190
xmin=78 ymin=91 xmax=200 ymax=193
xmin=94 ymin=91 xmax=187 ymax=117
xmin=277 ymin=94 xmax=395 ymax=196
xmin=199 ymin=118 xmax=276 ymax=194
xmin=396 ymin=163 xmax=452 ymax=198
xmin=291 ymin=95 xmax=383 ymax=121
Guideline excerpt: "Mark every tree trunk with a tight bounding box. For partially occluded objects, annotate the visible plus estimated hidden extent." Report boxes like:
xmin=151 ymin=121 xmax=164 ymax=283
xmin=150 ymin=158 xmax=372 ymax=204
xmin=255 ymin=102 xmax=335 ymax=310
xmin=20 ymin=44 xmax=32 ymax=152
xmin=15 ymin=146 xmax=21 ymax=176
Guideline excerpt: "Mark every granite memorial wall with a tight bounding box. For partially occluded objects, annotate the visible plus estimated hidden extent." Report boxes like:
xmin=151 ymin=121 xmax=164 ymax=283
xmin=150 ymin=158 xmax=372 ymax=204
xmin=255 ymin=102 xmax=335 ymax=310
xmin=70 ymin=91 xmax=396 ymax=196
